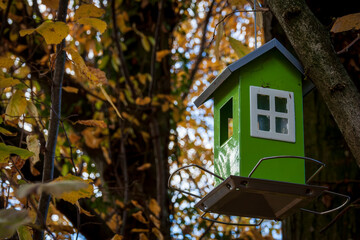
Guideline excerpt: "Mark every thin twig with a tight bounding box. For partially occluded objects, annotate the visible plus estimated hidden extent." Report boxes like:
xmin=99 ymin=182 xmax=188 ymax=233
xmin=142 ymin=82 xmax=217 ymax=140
xmin=199 ymin=215 xmax=219 ymax=240
xmin=148 ymin=0 xmax=165 ymax=98
xmin=111 ymin=0 xmax=136 ymax=99
xmin=337 ymin=34 xmax=360 ymax=54
xmin=0 ymin=0 xmax=13 ymax=46
xmin=119 ymin=135 xmax=129 ymax=236
xmin=60 ymin=120 xmax=78 ymax=176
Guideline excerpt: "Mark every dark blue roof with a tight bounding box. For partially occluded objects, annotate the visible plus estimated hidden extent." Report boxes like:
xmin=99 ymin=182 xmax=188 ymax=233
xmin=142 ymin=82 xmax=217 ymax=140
xmin=194 ymin=38 xmax=305 ymax=107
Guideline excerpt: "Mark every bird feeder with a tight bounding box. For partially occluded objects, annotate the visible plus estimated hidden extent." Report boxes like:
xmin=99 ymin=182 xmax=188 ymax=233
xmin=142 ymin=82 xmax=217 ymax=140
xmin=169 ymin=39 xmax=349 ymax=225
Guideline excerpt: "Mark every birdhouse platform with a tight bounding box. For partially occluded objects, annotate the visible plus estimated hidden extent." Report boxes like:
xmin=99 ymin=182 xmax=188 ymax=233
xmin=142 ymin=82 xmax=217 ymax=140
xmin=195 ymin=175 xmax=327 ymax=221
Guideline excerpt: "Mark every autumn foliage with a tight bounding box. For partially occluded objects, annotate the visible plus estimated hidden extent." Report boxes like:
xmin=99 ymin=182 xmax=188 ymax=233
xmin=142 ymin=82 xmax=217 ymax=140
xmin=0 ymin=0 xmax=359 ymax=239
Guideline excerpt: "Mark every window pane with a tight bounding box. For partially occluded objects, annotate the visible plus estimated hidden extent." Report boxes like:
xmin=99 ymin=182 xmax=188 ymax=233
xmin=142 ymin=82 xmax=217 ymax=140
xmin=257 ymin=94 xmax=269 ymax=110
xmin=275 ymin=97 xmax=287 ymax=113
xmin=276 ymin=117 xmax=288 ymax=134
xmin=258 ymin=115 xmax=270 ymax=131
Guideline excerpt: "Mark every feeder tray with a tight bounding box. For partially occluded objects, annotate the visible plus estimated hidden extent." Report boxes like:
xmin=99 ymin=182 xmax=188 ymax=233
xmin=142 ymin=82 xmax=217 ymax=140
xmin=169 ymin=156 xmax=350 ymax=226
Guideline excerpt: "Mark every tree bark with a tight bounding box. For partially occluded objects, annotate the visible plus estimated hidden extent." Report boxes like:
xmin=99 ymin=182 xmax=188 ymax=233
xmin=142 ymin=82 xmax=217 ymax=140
xmin=34 ymin=0 xmax=69 ymax=239
xmin=267 ymin=0 xmax=360 ymax=168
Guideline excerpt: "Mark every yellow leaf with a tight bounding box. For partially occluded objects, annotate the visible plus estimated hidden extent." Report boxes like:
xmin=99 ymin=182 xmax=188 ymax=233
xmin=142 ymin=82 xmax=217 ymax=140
xmin=331 ymin=13 xmax=360 ymax=33
xmin=101 ymin=146 xmax=112 ymax=164
xmin=131 ymin=200 xmax=143 ymax=209
xmin=0 ymin=0 xmax=6 ymax=10
xmin=229 ymin=36 xmax=250 ymax=58
xmin=139 ymin=233 xmax=148 ymax=240
xmin=75 ymin=119 xmax=107 ymax=128
xmin=82 ymin=127 xmax=103 ymax=149
xmin=115 ymin=199 xmax=125 ymax=208
xmin=141 ymin=36 xmax=150 ymax=52
xmin=5 ymin=90 xmax=27 ymax=122
xmin=77 ymin=18 xmax=107 ymax=34
xmin=19 ymin=28 xmax=36 ymax=37
xmin=13 ymin=65 xmax=30 ymax=79
xmin=137 ymin=163 xmax=151 ymax=171
xmin=111 ymin=234 xmax=123 ymax=240
xmin=215 ymin=23 xmax=224 ymax=61
xmin=132 ymin=211 xmax=148 ymax=224
xmin=137 ymin=73 xmax=150 ymax=85
xmin=75 ymin=201 xmax=94 ymax=216
xmin=149 ymin=214 xmax=160 ymax=229
xmin=0 ymin=56 xmax=14 ymax=69
xmin=62 ymin=86 xmax=79 ymax=93
xmin=0 ymin=77 xmax=20 ymax=88
xmin=26 ymin=135 xmax=40 ymax=175
xmin=156 ymin=50 xmax=170 ymax=62
xmin=117 ymin=13 xmax=131 ymax=33
xmin=52 ymin=174 xmax=94 ymax=204
xmin=131 ymin=229 xmax=149 ymax=233
xmin=140 ymin=131 xmax=150 ymax=142
xmin=74 ymin=4 xmax=105 ymax=21
xmin=88 ymin=67 xmax=107 ymax=85
xmin=36 ymin=21 xmax=69 ymax=45
xmin=42 ymin=0 xmax=59 ymax=9
xmin=66 ymin=47 xmax=98 ymax=83
xmin=152 ymin=228 xmax=163 ymax=240
xmin=0 ymin=127 xmax=17 ymax=136
xmin=148 ymin=198 xmax=161 ymax=218
xmin=100 ymin=85 xmax=122 ymax=119
xmin=161 ymin=102 xmax=169 ymax=112
xmin=135 ymin=97 xmax=151 ymax=106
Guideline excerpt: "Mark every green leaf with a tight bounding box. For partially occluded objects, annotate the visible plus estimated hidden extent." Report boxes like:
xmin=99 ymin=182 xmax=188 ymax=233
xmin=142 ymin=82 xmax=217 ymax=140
xmin=17 ymin=225 xmax=33 ymax=240
xmin=0 ymin=143 xmax=34 ymax=163
xmin=229 ymin=36 xmax=250 ymax=58
xmin=5 ymin=90 xmax=27 ymax=122
xmin=0 ymin=209 xmax=31 ymax=239
xmin=17 ymin=177 xmax=92 ymax=205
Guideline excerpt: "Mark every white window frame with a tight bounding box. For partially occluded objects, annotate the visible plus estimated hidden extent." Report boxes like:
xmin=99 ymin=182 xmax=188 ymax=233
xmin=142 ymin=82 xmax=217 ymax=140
xmin=250 ymin=86 xmax=295 ymax=142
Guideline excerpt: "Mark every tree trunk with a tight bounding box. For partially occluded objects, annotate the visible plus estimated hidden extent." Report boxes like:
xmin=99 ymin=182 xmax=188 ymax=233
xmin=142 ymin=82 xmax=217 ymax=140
xmin=264 ymin=0 xmax=360 ymax=238
xmin=267 ymin=0 xmax=360 ymax=168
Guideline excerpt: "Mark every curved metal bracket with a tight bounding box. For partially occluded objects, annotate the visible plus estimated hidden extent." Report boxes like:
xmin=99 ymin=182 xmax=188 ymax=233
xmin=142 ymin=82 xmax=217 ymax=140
xmin=300 ymin=190 xmax=350 ymax=215
xmin=201 ymin=212 xmax=264 ymax=226
xmin=248 ymin=155 xmax=326 ymax=184
xmin=168 ymin=164 xmax=224 ymax=199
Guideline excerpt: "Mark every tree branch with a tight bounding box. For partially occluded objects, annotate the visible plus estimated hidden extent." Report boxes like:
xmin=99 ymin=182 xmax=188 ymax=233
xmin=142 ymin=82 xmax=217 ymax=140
xmin=267 ymin=0 xmax=360 ymax=167
xmin=0 ymin=0 xmax=13 ymax=46
xmin=34 ymin=0 xmax=69 ymax=239
xmin=111 ymin=0 xmax=136 ymax=99
xmin=181 ymin=0 xmax=216 ymax=101
xmin=148 ymin=0 xmax=165 ymax=98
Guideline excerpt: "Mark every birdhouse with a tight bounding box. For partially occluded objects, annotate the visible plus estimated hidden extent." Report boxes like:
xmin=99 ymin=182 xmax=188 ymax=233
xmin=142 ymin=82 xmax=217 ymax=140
xmin=194 ymin=38 xmax=311 ymax=184
xmin=169 ymin=39 xmax=349 ymax=224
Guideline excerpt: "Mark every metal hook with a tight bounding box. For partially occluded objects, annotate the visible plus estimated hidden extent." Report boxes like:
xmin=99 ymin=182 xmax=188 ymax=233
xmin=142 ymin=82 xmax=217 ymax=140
xmin=200 ymin=212 xmax=264 ymax=226
xmin=248 ymin=155 xmax=326 ymax=184
xmin=300 ymin=190 xmax=350 ymax=215
xmin=168 ymin=164 xmax=224 ymax=199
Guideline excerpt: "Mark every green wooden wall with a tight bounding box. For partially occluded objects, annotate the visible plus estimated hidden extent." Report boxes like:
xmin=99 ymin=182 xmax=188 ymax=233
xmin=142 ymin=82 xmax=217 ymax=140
xmin=213 ymin=49 xmax=305 ymax=184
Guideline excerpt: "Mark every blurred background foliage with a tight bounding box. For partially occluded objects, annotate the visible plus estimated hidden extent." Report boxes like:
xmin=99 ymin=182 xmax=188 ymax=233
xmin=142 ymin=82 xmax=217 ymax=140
xmin=0 ymin=0 xmax=359 ymax=239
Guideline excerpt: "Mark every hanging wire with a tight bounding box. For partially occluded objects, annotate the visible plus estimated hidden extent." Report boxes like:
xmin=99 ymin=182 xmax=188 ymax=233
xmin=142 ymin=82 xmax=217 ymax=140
xmin=254 ymin=0 xmax=257 ymax=49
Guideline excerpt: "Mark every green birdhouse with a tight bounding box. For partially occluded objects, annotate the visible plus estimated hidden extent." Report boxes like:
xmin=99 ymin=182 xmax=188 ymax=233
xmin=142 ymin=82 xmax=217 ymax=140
xmin=194 ymin=39 xmax=312 ymax=185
